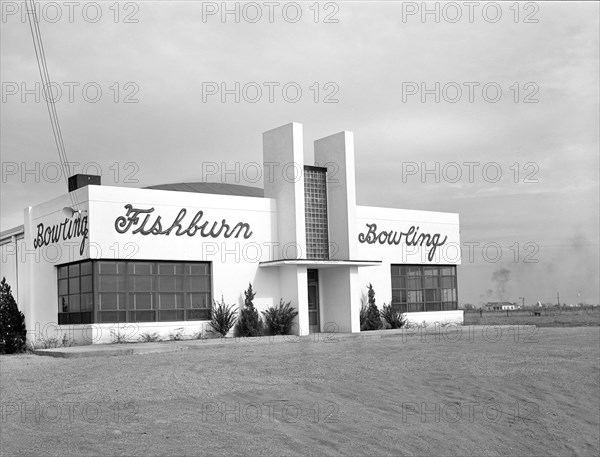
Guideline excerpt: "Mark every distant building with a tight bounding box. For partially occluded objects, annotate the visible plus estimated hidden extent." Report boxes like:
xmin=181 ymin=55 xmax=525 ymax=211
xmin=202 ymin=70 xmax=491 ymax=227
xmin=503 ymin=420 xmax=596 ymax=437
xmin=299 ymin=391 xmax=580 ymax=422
xmin=485 ymin=301 xmax=518 ymax=311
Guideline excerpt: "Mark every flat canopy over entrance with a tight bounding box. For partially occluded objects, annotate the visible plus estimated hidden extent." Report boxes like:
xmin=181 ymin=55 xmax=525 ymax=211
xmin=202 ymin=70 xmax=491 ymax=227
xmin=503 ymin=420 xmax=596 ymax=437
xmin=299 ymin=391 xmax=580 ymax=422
xmin=259 ymin=259 xmax=382 ymax=268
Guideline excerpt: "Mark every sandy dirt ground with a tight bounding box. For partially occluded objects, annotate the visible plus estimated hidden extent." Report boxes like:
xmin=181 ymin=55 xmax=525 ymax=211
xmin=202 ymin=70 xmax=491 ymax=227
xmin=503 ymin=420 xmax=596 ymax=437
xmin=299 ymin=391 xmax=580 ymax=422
xmin=1 ymin=326 xmax=599 ymax=456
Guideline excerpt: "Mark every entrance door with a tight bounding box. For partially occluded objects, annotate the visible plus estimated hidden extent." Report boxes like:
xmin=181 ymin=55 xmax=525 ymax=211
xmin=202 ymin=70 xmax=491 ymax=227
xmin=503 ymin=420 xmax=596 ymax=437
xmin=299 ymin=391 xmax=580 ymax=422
xmin=307 ymin=269 xmax=320 ymax=333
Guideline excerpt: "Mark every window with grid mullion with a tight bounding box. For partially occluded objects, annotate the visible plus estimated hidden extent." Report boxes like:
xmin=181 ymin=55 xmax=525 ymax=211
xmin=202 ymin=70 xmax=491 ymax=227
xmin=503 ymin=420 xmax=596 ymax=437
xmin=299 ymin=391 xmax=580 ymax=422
xmin=391 ymin=264 xmax=457 ymax=312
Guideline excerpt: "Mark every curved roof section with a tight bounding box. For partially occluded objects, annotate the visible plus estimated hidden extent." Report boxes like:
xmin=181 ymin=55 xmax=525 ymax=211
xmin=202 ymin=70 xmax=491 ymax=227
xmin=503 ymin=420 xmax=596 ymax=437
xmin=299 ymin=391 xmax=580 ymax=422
xmin=145 ymin=182 xmax=264 ymax=198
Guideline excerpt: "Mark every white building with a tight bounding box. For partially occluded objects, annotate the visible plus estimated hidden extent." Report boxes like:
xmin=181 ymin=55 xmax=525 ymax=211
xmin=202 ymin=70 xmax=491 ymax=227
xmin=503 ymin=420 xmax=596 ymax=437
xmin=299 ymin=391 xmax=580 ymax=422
xmin=485 ymin=302 xmax=518 ymax=311
xmin=0 ymin=123 xmax=462 ymax=345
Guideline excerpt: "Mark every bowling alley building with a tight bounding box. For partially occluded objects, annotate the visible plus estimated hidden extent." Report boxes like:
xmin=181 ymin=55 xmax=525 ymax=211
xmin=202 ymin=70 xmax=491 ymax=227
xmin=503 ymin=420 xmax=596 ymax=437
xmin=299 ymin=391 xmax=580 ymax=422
xmin=0 ymin=123 xmax=462 ymax=345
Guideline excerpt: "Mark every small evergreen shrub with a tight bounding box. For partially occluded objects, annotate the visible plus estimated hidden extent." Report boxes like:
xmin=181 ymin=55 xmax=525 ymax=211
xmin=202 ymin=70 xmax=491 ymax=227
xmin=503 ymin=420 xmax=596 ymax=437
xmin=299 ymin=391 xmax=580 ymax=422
xmin=262 ymin=299 xmax=299 ymax=335
xmin=210 ymin=296 xmax=238 ymax=337
xmin=359 ymin=300 xmax=368 ymax=330
xmin=235 ymin=283 xmax=263 ymax=337
xmin=381 ymin=303 xmax=406 ymax=329
xmin=363 ymin=283 xmax=383 ymax=331
xmin=0 ymin=277 xmax=27 ymax=354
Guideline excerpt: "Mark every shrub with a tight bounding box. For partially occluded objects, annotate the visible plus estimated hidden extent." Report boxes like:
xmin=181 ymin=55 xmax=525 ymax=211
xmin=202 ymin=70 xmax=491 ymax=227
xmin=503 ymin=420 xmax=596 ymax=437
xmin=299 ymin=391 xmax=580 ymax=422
xmin=262 ymin=299 xmax=298 ymax=335
xmin=60 ymin=333 xmax=74 ymax=347
xmin=112 ymin=329 xmax=130 ymax=344
xmin=0 ymin=277 xmax=27 ymax=354
xmin=381 ymin=303 xmax=406 ymax=329
xmin=359 ymin=300 xmax=368 ymax=330
xmin=168 ymin=327 xmax=185 ymax=341
xmin=210 ymin=296 xmax=238 ymax=337
xmin=192 ymin=328 xmax=207 ymax=340
xmin=38 ymin=333 xmax=73 ymax=349
xmin=363 ymin=283 xmax=383 ymax=331
xmin=139 ymin=332 xmax=161 ymax=342
xmin=39 ymin=336 xmax=61 ymax=349
xmin=236 ymin=283 xmax=263 ymax=337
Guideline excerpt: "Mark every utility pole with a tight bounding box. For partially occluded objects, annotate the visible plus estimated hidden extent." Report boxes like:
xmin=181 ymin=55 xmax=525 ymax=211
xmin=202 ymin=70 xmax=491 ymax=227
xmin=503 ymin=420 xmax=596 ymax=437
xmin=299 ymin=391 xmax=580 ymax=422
xmin=557 ymin=291 xmax=561 ymax=314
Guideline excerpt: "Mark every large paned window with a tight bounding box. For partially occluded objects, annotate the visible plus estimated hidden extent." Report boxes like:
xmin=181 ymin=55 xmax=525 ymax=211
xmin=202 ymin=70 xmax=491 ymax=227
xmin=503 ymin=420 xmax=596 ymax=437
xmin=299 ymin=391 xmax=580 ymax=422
xmin=58 ymin=261 xmax=93 ymax=325
xmin=391 ymin=265 xmax=457 ymax=313
xmin=57 ymin=260 xmax=212 ymax=324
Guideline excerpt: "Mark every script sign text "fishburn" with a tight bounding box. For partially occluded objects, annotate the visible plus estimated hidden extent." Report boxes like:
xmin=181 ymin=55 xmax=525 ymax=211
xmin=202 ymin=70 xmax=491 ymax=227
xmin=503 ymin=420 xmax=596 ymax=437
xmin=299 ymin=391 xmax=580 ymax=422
xmin=114 ymin=204 xmax=253 ymax=239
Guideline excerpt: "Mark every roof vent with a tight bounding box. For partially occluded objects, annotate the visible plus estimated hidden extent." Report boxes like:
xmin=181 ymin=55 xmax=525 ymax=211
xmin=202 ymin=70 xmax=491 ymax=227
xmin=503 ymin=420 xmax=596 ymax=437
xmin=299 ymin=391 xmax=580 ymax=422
xmin=68 ymin=174 xmax=101 ymax=192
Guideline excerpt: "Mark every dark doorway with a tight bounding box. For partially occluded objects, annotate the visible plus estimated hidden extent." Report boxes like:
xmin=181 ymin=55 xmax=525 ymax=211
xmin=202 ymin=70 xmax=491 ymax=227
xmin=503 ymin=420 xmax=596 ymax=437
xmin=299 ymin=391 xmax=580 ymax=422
xmin=307 ymin=269 xmax=320 ymax=333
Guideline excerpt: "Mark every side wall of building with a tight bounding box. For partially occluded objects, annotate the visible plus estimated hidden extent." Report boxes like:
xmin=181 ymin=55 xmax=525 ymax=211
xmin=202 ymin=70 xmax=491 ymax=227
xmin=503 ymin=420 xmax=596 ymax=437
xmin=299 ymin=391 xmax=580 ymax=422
xmin=23 ymin=188 xmax=91 ymax=344
xmin=354 ymin=205 xmax=463 ymax=326
xmin=21 ymin=185 xmax=281 ymax=345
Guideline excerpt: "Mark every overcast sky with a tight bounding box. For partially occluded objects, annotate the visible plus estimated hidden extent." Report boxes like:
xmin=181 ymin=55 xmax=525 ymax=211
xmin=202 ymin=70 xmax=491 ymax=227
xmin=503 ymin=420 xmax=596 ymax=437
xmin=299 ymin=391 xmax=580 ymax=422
xmin=1 ymin=1 xmax=598 ymax=305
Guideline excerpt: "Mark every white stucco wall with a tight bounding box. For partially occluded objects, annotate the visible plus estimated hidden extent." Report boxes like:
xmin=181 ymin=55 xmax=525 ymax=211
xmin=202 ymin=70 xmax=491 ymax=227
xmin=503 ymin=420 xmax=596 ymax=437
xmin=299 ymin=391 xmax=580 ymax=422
xmin=278 ymin=264 xmax=309 ymax=335
xmin=355 ymin=205 xmax=461 ymax=266
xmin=21 ymin=184 xmax=283 ymax=346
xmin=320 ymin=266 xmax=361 ymax=333
xmin=354 ymin=205 xmax=462 ymax=325
xmin=22 ymin=188 xmax=90 ymax=345
xmin=87 ymin=185 xmax=279 ymax=304
xmin=263 ymin=122 xmax=306 ymax=259
xmin=314 ymin=131 xmax=357 ymax=260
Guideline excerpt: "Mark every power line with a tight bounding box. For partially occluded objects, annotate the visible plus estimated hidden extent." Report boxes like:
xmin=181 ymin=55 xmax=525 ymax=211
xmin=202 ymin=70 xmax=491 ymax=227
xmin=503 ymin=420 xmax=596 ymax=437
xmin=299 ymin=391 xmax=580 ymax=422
xmin=25 ymin=0 xmax=80 ymax=211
